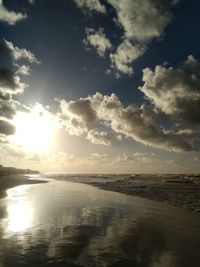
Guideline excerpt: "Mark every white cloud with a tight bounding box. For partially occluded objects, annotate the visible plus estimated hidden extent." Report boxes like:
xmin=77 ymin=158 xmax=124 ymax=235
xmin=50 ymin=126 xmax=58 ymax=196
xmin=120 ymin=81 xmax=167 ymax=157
xmin=0 ymin=0 xmax=26 ymax=25
xmin=107 ymin=0 xmax=173 ymax=41
xmin=84 ymin=28 xmax=112 ymax=57
xmin=87 ymin=129 xmax=112 ymax=145
xmin=107 ymin=0 xmax=176 ymax=76
xmin=73 ymin=0 xmax=106 ymax=13
xmin=114 ymin=152 xmax=156 ymax=164
xmin=140 ymin=55 xmax=200 ymax=125
xmin=133 ymin=152 xmax=155 ymax=157
xmin=74 ymin=0 xmax=176 ymax=76
xmin=16 ymin=65 xmax=31 ymax=76
xmin=110 ymin=39 xmax=145 ymax=76
xmin=4 ymin=39 xmax=40 ymax=64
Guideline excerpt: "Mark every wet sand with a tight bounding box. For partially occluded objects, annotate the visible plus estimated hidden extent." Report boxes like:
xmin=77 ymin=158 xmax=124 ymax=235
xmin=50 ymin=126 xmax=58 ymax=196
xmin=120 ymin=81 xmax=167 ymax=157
xmin=0 ymin=175 xmax=48 ymax=198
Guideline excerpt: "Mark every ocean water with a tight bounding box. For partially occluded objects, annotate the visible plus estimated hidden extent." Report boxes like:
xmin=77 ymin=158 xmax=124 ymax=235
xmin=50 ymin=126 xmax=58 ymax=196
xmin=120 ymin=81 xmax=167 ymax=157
xmin=0 ymin=176 xmax=200 ymax=267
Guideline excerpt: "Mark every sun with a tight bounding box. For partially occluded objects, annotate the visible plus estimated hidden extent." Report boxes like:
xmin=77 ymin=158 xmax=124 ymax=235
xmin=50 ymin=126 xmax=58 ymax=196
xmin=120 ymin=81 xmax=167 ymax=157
xmin=10 ymin=104 xmax=56 ymax=153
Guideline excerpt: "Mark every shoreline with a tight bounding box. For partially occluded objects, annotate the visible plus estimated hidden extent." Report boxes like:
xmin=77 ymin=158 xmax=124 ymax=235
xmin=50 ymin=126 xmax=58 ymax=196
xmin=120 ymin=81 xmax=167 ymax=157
xmin=0 ymin=175 xmax=48 ymax=198
xmin=1 ymin=173 xmax=200 ymax=213
xmin=90 ymin=182 xmax=200 ymax=212
xmin=51 ymin=175 xmax=200 ymax=213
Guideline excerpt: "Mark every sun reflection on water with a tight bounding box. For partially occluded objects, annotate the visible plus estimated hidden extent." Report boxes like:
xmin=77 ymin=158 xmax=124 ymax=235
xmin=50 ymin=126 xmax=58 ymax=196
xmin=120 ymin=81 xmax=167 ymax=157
xmin=6 ymin=186 xmax=33 ymax=233
xmin=7 ymin=202 xmax=32 ymax=233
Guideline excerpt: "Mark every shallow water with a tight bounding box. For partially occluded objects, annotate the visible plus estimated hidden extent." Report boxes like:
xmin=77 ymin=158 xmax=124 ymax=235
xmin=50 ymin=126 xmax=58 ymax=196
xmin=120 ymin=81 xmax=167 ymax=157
xmin=0 ymin=177 xmax=200 ymax=267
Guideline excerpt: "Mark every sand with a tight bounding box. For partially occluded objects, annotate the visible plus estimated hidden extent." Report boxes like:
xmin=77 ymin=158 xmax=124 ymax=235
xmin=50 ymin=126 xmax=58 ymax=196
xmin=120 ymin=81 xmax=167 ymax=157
xmin=0 ymin=175 xmax=48 ymax=198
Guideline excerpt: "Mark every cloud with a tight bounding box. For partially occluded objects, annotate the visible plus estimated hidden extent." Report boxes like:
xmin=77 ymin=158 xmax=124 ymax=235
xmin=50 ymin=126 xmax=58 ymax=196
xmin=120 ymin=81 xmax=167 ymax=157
xmin=56 ymin=54 xmax=200 ymax=152
xmin=58 ymin=89 xmax=199 ymax=152
xmin=0 ymin=119 xmax=15 ymax=135
xmin=0 ymin=0 xmax=27 ymax=25
xmin=133 ymin=152 xmax=155 ymax=157
xmin=107 ymin=0 xmax=173 ymax=41
xmin=28 ymin=0 xmax=35 ymax=4
xmin=0 ymin=68 xmax=26 ymax=95
xmin=0 ymin=39 xmax=40 ymax=138
xmin=4 ymin=40 xmax=39 ymax=64
xmin=92 ymin=93 xmax=194 ymax=152
xmin=107 ymin=0 xmax=176 ymax=75
xmin=0 ymin=98 xmax=28 ymax=119
xmin=58 ymin=97 xmax=114 ymax=143
xmin=87 ymin=129 xmax=112 ymax=145
xmin=74 ymin=0 xmax=177 ymax=76
xmin=73 ymin=0 xmax=106 ymax=13
xmin=58 ymin=98 xmax=97 ymax=136
xmin=0 ymin=95 xmax=29 ymax=140
xmin=140 ymin=55 xmax=200 ymax=126
xmin=114 ymin=152 xmax=156 ymax=165
xmin=84 ymin=28 xmax=112 ymax=57
xmin=60 ymin=98 xmax=97 ymax=123
xmin=16 ymin=65 xmax=31 ymax=76
xmin=0 ymin=40 xmax=39 ymax=95
xmin=110 ymin=39 xmax=145 ymax=76
xmin=60 ymin=115 xmax=87 ymax=136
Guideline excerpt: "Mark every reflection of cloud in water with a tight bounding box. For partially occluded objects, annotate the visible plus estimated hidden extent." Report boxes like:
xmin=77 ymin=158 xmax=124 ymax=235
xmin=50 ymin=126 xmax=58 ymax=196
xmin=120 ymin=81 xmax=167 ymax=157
xmin=0 ymin=204 xmax=195 ymax=267
xmin=0 ymin=181 xmax=200 ymax=267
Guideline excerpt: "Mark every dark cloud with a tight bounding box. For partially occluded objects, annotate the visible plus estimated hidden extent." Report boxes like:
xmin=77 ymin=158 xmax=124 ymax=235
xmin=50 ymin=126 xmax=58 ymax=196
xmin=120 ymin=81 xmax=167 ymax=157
xmin=62 ymin=98 xmax=98 ymax=123
xmin=0 ymin=98 xmax=29 ymax=119
xmin=0 ymin=98 xmax=16 ymax=119
xmin=0 ymin=39 xmax=12 ymax=62
xmin=0 ymin=68 xmax=26 ymax=95
xmin=0 ymin=119 xmax=15 ymax=135
xmin=0 ymin=39 xmax=39 ymax=139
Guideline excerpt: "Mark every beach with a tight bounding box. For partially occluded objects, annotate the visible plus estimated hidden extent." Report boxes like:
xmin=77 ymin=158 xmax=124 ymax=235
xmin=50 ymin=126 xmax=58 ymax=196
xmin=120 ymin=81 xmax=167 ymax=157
xmin=0 ymin=175 xmax=48 ymax=198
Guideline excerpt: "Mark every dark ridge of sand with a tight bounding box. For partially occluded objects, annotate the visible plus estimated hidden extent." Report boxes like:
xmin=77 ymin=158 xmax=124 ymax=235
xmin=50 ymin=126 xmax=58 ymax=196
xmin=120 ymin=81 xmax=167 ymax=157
xmin=92 ymin=180 xmax=200 ymax=212
xmin=53 ymin=175 xmax=200 ymax=212
xmin=0 ymin=175 xmax=48 ymax=198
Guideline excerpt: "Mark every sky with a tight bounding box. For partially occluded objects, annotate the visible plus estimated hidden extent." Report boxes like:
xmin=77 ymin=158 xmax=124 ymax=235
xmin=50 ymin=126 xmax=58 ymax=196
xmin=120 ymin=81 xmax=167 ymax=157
xmin=0 ymin=0 xmax=200 ymax=173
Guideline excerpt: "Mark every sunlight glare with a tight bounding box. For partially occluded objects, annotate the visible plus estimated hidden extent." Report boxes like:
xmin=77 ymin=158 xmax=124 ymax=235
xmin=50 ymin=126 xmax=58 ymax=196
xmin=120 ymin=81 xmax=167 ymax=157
xmin=4 ymin=186 xmax=34 ymax=234
xmin=7 ymin=202 xmax=33 ymax=233
xmin=10 ymin=104 xmax=56 ymax=153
